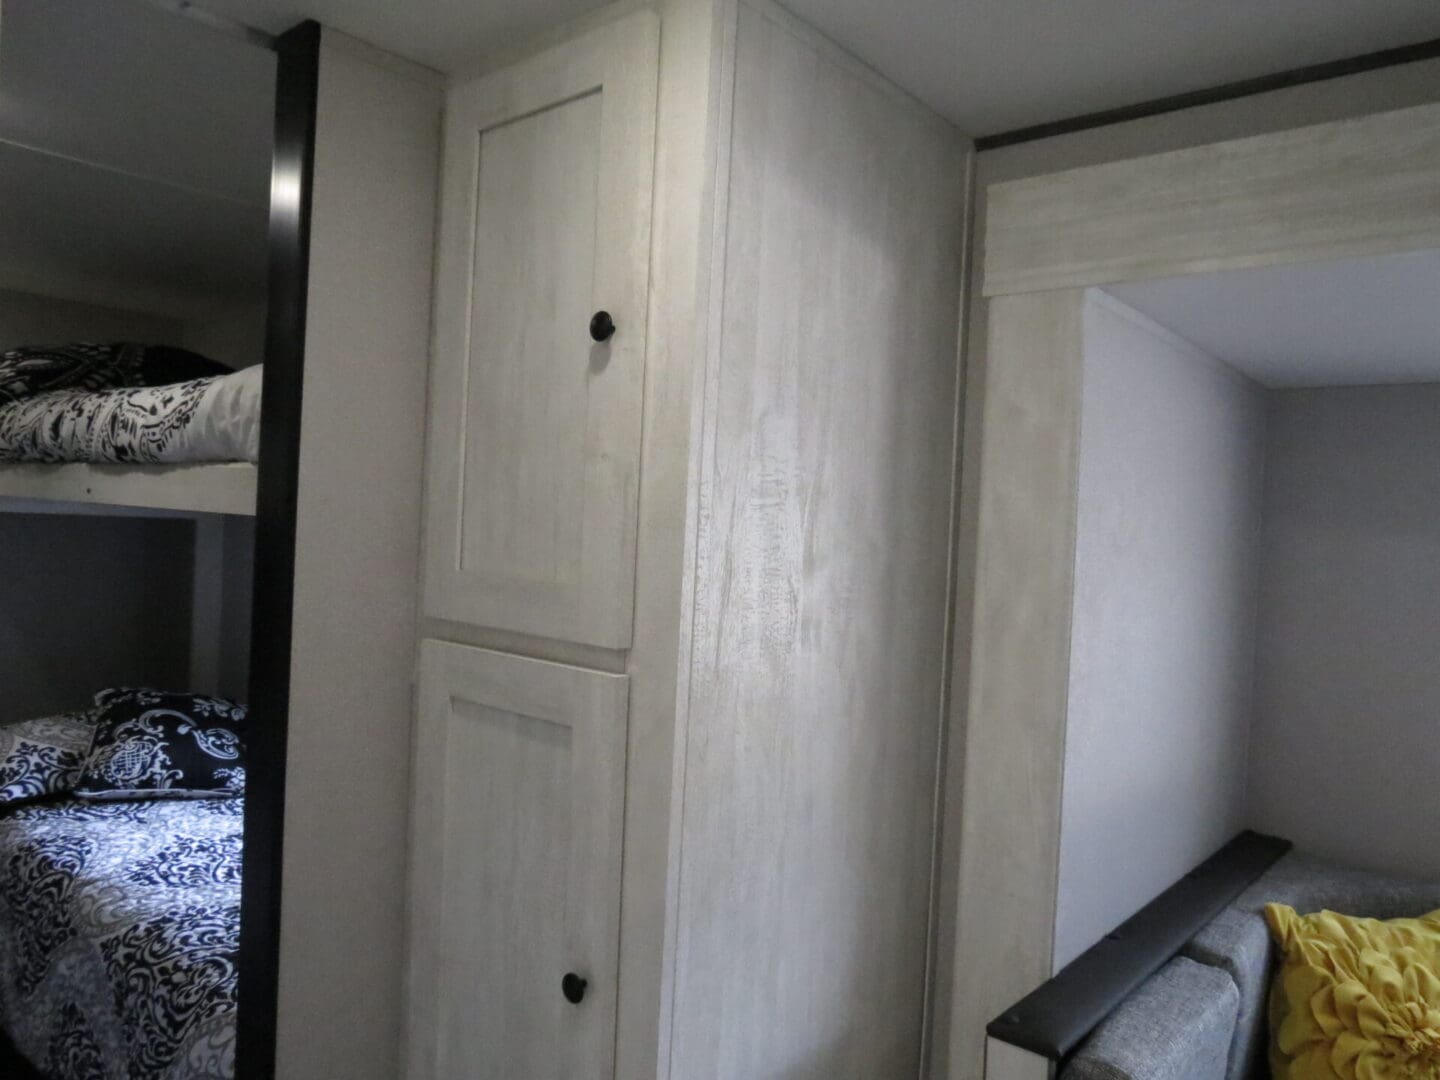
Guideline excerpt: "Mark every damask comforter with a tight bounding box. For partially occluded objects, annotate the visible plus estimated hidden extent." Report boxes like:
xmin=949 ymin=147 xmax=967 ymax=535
xmin=0 ymin=366 xmax=261 ymax=465
xmin=0 ymin=797 xmax=241 ymax=1079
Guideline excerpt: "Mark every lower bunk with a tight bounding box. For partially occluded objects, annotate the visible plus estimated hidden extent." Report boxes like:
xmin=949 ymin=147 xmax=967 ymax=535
xmin=0 ymin=798 xmax=241 ymax=1079
xmin=0 ymin=691 xmax=246 ymax=1080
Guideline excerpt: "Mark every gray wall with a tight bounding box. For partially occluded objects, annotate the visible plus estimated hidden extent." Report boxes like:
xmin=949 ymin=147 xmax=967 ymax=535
xmin=0 ymin=513 xmax=195 ymax=719
xmin=0 ymin=285 xmax=181 ymax=347
xmin=1054 ymin=292 xmax=1266 ymax=969
xmin=1249 ymin=385 xmax=1440 ymax=877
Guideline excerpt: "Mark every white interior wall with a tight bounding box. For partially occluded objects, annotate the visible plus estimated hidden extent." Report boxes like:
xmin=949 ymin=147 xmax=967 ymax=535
xmin=273 ymin=35 xmax=439 ymax=1079
xmin=1248 ymin=384 xmax=1440 ymax=878
xmin=1055 ymin=297 xmax=1440 ymax=966
xmin=1054 ymin=292 xmax=1265 ymax=969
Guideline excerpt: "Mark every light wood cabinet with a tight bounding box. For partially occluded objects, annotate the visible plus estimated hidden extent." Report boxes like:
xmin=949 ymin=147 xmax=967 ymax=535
xmin=406 ymin=2 xmax=971 ymax=1077
xmin=405 ymin=640 xmax=628 ymax=1080
xmin=421 ymin=10 xmax=659 ymax=650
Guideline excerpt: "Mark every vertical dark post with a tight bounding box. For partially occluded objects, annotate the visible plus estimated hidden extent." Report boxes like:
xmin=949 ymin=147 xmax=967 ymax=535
xmin=238 ymin=20 xmax=320 ymax=1080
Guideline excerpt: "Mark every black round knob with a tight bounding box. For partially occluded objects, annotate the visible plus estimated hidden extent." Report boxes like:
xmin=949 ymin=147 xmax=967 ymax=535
xmin=561 ymin=972 xmax=588 ymax=1005
xmin=589 ymin=310 xmax=616 ymax=343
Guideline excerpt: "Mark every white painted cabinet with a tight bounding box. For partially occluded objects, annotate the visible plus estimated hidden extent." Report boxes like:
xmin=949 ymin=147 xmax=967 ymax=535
xmin=405 ymin=640 xmax=629 ymax=1080
xmin=421 ymin=11 xmax=659 ymax=650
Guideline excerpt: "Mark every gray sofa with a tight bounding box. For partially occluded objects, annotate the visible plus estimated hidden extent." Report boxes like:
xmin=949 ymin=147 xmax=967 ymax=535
xmin=1062 ymin=853 xmax=1440 ymax=1080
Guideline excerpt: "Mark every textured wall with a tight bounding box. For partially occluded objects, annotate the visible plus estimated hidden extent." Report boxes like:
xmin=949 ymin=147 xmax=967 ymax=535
xmin=668 ymin=4 xmax=967 ymax=1074
xmin=1055 ymin=292 xmax=1266 ymax=969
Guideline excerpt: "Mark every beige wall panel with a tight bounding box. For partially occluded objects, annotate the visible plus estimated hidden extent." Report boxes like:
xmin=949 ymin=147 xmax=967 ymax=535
xmin=276 ymin=33 xmax=441 ymax=1080
xmin=950 ymin=289 xmax=1084 ymax=1080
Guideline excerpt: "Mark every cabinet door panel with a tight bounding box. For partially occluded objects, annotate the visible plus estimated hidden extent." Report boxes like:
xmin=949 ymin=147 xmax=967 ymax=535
xmin=404 ymin=640 xmax=629 ymax=1080
xmin=424 ymin=12 xmax=659 ymax=648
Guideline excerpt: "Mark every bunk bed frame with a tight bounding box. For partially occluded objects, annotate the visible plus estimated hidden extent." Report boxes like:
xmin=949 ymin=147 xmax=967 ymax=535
xmin=0 ymin=21 xmax=317 ymax=1080
xmin=234 ymin=21 xmax=319 ymax=1080
xmin=0 ymin=462 xmax=258 ymax=516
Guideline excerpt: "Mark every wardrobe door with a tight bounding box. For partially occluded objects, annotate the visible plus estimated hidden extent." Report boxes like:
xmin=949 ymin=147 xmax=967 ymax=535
xmin=423 ymin=11 xmax=659 ymax=649
xmin=405 ymin=640 xmax=629 ymax=1080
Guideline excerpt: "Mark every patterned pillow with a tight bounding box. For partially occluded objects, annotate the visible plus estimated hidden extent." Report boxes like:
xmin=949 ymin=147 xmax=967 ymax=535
xmin=0 ymin=710 xmax=97 ymax=805
xmin=74 ymin=689 xmax=246 ymax=801
xmin=0 ymin=343 xmax=231 ymax=405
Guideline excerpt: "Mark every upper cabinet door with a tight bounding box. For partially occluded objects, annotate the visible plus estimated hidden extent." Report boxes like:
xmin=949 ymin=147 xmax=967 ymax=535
xmin=423 ymin=12 xmax=659 ymax=648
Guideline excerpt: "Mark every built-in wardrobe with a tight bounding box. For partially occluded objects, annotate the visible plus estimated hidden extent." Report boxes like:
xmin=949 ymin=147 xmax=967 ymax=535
xmin=401 ymin=0 xmax=971 ymax=1076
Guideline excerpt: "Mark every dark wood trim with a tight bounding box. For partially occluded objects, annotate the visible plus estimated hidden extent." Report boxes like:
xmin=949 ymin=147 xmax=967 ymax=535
xmin=237 ymin=20 xmax=321 ymax=1080
xmin=986 ymin=830 xmax=1291 ymax=1060
xmin=975 ymin=37 xmax=1440 ymax=151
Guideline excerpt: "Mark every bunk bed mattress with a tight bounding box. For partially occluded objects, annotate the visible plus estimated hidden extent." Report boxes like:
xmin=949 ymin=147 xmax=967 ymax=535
xmin=0 ymin=797 xmax=241 ymax=1080
xmin=0 ymin=365 xmax=261 ymax=465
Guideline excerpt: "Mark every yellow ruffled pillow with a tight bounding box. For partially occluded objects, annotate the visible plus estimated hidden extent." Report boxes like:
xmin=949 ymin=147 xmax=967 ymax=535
xmin=1266 ymin=902 xmax=1440 ymax=1080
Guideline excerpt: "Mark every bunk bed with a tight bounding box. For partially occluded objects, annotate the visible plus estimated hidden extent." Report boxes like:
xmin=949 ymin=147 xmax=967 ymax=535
xmin=0 ymin=3 xmax=312 ymax=1074
xmin=0 ymin=691 xmax=247 ymax=1078
xmin=0 ymin=354 xmax=263 ymax=1072
xmin=0 ymin=345 xmax=262 ymax=518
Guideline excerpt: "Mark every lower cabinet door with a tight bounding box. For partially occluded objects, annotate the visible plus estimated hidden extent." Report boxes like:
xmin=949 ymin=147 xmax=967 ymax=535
xmin=404 ymin=639 xmax=629 ymax=1079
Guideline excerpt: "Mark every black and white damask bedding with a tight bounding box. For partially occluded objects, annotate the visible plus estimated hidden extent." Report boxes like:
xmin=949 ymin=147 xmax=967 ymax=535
xmin=75 ymin=690 xmax=247 ymax=802
xmin=0 ymin=797 xmax=241 ymax=1079
xmin=0 ymin=365 xmax=261 ymax=466
xmin=0 ymin=344 xmax=231 ymax=407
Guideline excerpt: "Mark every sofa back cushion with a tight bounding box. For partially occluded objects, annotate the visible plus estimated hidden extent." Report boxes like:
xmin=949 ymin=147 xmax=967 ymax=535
xmin=1182 ymin=852 xmax=1440 ymax=1079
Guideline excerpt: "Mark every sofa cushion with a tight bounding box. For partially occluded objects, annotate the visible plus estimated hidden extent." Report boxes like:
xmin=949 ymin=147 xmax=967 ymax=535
xmin=1181 ymin=852 xmax=1440 ymax=1079
xmin=1063 ymin=957 xmax=1239 ymax=1080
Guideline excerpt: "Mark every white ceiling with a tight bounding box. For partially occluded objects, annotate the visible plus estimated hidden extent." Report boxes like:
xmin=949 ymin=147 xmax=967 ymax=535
xmin=0 ymin=0 xmax=274 ymax=316
xmin=782 ymin=0 xmax=1440 ymax=136
xmin=195 ymin=0 xmax=1440 ymax=136
xmin=1105 ymin=251 xmax=1440 ymax=389
xmin=195 ymin=0 xmax=616 ymax=75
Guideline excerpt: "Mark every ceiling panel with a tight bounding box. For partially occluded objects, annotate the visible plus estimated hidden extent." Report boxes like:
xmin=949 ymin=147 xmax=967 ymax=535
xmin=780 ymin=0 xmax=1440 ymax=136
xmin=0 ymin=0 xmax=275 ymax=206
xmin=190 ymin=0 xmax=1440 ymax=136
xmin=195 ymin=0 xmax=611 ymax=74
xmin=0 ymin=0 xmax=272 ymax=316
xmin=0 ymin=140 xmax=269 ymax=317
xmin=1106 ymin=251 xmax=1440 ymax=388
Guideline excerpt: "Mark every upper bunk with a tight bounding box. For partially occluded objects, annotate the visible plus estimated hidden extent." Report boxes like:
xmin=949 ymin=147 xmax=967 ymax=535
xmin=0 ymin=0 xmax=273 ymax=521
xmin=0 ymin=348 xmax=265 ymax=518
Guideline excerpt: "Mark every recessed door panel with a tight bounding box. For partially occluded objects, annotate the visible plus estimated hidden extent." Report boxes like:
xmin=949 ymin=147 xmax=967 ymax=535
xmin=404 ymin=640 xmax=629 ymax=1079
xmin=423 ymin=12 xmax=658 ymax=649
